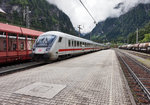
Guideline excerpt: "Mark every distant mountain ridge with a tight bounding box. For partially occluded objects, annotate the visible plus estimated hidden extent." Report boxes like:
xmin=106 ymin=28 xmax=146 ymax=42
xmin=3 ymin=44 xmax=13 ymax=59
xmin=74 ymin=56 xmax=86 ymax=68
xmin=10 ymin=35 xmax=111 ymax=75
xmin=0 ymin=0 xmax=77 ymax=35
xmin=86 ymin=3 xmax=150 ymax=43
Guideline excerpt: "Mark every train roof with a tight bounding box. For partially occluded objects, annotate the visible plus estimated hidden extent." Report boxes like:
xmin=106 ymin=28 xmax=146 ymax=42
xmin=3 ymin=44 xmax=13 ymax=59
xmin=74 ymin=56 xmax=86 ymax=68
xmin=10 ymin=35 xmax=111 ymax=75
xmin=41 ymin=31 xmax=104 ymax=46
xmin=0 ymin=22 xmax=43 ymax=36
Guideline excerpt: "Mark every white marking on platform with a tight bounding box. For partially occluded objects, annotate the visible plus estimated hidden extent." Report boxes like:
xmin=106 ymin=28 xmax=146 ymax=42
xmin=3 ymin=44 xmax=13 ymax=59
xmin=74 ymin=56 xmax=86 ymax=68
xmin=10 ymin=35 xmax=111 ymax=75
xmin=15 ymin=82 xmax=66 ymax=99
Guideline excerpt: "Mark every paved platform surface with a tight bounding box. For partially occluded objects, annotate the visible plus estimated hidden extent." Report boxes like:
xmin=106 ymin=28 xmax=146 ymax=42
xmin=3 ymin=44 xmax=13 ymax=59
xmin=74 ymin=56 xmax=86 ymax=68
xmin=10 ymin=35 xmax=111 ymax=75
xmin=0 ymin=49 xmax=133 ymax=105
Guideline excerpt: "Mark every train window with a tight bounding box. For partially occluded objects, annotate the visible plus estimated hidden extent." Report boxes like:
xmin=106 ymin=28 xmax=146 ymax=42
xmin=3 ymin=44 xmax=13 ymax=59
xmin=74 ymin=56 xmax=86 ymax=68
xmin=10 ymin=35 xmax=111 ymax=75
xmin=83 ymin=42 xmax=85 ymax=46
xmin=20 ymin=42 xmax=24 ymax=50
xmin=58 ymin=37 xmax=62 ymax=42
xmin=77 ymin=41 xmax=78 ymax=47
xmin=80 ymin=42 xmax=82 ymax=47
xmin=74 ymin=41 xmax=76 ymax=47
xmin=13 ymin=44 xmax=17 ymax=51
xmin=3 ymin=40 xmax=6 ymax=51
xmin=72 ymin=40 xmax=74 ymax=47
xmin=68 ymin=40 xmax=71 ymax=47
xmin=28 ymin=40 xmax=33 ymax=50
xmin=36 ymin=35 xmax=56 ymax=47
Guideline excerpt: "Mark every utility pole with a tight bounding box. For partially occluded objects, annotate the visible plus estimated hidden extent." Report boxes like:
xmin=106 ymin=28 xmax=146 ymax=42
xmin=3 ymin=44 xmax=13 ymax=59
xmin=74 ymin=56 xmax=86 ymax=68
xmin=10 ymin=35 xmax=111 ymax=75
xmin=78 ymin=25 xmax=82 ymax=37
xmin=23 ymin=7 xmax=26 ymax=21
xmin=90 ymin=32 xmax=91 ymax=40
xmin=136 ymin=28 xmax=138 ymax=44
xmin=26 ymin=6 xmax=30 ymax=28
xmin=23 ymin=6 xmax=30 ymax=28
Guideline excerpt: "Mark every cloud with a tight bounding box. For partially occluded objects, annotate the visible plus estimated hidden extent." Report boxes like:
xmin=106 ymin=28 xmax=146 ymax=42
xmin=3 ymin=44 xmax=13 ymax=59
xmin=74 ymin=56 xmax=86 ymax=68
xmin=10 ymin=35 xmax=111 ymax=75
xmin=46 ymin=0 xmax=150 ymax=33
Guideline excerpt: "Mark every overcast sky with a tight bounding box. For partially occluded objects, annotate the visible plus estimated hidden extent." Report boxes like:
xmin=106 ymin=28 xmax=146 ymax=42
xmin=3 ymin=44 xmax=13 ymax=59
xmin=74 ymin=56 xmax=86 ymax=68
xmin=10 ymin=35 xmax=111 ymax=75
xmin=47 ymin=0 xmax=150 ymax=33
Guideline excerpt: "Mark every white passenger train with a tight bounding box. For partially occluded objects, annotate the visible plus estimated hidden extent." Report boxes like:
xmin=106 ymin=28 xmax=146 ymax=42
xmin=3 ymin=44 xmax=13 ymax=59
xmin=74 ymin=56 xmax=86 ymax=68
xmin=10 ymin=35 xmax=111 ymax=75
xmin=32 ymin=31 xmax=108 ymax=61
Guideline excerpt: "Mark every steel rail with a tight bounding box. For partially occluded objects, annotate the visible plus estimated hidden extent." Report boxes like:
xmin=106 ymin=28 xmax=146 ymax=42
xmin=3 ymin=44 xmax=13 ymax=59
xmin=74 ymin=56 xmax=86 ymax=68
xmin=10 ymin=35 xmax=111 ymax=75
xmin=120 ymin=50 xmax=150 ymax=74
xmin=117 ymin=51 xmax=150 ymax=100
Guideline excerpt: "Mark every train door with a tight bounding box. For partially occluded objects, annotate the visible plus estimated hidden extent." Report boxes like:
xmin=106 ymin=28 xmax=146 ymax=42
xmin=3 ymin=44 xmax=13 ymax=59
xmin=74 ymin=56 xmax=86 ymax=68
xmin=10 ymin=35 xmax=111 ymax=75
xmin=57 ymin=36 xmax=66 ymax=55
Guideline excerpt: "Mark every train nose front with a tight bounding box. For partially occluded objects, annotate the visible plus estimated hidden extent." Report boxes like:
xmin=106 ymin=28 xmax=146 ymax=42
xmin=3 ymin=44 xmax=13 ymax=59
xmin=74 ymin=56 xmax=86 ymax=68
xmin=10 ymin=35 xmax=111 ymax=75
xmin=34 ymin=48 xmax=47 ymax=54
xmin=32 ymin=48 xmax=51 ymax=61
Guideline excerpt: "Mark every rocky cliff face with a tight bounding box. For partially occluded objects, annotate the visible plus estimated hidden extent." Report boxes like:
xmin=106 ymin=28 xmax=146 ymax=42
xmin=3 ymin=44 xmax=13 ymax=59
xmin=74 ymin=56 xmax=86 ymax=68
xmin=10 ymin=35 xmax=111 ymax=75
xmin=0 ymin=0 xmax=77 ymax=35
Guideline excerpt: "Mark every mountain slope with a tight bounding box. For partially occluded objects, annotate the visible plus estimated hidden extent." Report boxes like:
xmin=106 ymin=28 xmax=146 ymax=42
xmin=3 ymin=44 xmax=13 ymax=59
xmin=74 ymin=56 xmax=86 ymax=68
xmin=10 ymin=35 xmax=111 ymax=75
xmin=0 ymin=0 xmax=77 ymax=35
xmin=87 ymin=3 xmax=150 ymax=43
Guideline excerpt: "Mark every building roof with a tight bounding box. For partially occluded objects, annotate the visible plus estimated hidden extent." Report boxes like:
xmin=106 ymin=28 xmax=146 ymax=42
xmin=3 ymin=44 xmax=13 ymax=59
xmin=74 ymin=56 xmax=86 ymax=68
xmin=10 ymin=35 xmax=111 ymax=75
xmin=0 ymin=22 xmax=43 ymax=36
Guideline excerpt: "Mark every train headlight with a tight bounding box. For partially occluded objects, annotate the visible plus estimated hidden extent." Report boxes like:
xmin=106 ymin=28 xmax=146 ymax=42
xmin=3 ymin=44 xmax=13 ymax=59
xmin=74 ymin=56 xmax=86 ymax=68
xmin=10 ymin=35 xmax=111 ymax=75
xmin=32 ymin=48 xmax=35 ymax=51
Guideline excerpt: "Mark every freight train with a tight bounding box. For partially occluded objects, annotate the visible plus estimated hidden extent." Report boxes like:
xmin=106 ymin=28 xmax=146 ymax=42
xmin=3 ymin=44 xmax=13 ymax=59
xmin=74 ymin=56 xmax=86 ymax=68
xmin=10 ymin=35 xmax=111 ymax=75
xmin=0 ymin=22 xmax=43 ymax=64
xmin=32 ymin=31 xmax=109 ymax=61
xmin=119 ymin=42 xmax=150 ymax=52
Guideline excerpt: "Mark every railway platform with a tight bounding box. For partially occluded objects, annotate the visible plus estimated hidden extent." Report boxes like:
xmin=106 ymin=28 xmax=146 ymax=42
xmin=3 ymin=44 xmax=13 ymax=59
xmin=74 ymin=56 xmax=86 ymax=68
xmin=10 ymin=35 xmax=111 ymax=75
xmin=0 ymin=49 xmax=135 ymax=105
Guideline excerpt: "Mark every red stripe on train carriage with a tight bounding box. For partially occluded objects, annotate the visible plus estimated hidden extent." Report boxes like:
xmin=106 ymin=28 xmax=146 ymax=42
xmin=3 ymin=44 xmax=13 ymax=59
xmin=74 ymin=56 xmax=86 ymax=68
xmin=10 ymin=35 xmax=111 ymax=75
xmin=58 ymin=48 xmax=100 ymax=52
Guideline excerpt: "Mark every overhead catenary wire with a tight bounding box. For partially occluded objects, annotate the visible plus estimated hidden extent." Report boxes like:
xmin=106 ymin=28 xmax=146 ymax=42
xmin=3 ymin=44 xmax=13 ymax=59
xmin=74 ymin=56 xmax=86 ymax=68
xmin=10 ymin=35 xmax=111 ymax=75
xmin=79 ymin=0 xmax=97 ymax=24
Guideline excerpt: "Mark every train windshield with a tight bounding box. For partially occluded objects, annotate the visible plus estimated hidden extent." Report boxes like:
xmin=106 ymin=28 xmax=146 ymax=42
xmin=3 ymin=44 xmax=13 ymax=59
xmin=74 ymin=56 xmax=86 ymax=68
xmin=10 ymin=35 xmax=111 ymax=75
xmin=36 ymin=35 xmax=56 ymax=47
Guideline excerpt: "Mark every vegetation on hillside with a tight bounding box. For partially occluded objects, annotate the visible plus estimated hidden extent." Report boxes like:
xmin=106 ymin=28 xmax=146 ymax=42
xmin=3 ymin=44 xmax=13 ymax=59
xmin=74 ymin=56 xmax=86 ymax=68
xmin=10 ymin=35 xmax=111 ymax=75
xmin=128 ymin=22 xmax=150 ymax=43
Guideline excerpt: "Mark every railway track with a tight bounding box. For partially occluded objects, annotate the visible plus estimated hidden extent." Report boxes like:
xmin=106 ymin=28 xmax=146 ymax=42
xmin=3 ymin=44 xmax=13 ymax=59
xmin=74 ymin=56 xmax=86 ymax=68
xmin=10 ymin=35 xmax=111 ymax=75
xmin=121 ymin=49 xmax=150 ymax=60
xmin=0 ymin=61 xmax=45 ymax=75
xmin=116 ymin=50 xmax=150 ymax=104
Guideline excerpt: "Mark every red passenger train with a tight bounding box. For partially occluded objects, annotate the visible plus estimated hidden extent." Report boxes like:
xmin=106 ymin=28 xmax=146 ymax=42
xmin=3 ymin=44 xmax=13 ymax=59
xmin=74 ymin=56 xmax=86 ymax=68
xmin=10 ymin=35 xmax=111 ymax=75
xmin=0 ymin=22 xmax=43 ymax=64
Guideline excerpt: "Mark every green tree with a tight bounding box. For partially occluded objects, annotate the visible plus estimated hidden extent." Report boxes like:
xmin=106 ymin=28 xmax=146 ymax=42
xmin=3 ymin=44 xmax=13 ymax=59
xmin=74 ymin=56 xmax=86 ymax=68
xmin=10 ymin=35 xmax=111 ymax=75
xmin=141 ymin=33 xmax=150 ymax=42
